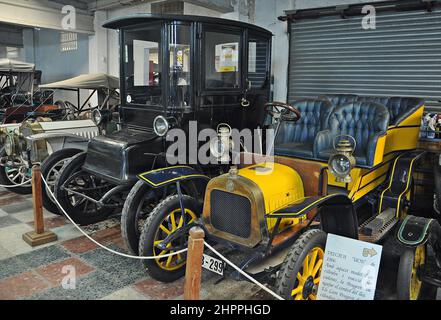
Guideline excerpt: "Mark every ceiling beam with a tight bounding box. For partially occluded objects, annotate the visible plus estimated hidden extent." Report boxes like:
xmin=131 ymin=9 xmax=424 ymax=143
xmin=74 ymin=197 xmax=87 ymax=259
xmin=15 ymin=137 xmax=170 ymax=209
xmin=47 ymin=0 xmax=89 ymax=11
xmin=88 ymin=0 xmax=235 ymax=13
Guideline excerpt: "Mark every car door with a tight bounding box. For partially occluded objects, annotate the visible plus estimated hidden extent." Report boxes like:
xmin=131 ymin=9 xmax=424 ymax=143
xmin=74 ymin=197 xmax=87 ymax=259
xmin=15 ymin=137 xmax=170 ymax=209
xmin=195 ymin=23 xmax=247 ymax=130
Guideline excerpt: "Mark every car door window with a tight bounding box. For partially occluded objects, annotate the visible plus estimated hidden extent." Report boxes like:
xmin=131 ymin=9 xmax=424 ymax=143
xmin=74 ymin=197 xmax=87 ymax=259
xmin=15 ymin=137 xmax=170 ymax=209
xmin=204 ymin=31 xmax=241 ymax=90
xmin=123 ymin=24 xmax=162 ymax=106
xmin=248 ymin=36 xmax=270 ymax=90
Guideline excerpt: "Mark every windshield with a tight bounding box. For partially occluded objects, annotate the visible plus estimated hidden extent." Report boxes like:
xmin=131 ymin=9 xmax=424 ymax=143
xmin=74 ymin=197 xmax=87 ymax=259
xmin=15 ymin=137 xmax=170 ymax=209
xmin=123 ymin=24 xmax=162 ymax=107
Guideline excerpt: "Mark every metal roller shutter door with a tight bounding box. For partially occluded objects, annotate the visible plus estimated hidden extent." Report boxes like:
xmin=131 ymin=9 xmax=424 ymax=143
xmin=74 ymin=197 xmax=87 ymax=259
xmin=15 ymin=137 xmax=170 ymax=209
xmin=288 ymin=8 xmax=441 ymax=112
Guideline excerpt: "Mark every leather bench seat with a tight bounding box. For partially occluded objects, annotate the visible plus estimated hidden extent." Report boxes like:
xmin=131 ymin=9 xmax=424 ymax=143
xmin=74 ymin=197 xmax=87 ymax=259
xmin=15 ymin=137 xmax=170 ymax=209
xmin=324 ymin=94 xmax=424 ymax=126
xmin=274 ymin=99 xmax=333 ymax=158
xmin=273 ymin=94 xmax=423 ymax=168
xmin=314 ymin=101 xmax=390 ymax=167
xmin=275 ymin=141 xmax=315 ymax=158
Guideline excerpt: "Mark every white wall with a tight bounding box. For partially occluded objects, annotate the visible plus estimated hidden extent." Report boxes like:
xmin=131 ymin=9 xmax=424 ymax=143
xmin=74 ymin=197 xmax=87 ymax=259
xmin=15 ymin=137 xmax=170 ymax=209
xmin=255 ymin=0 xmax=294 ymax=101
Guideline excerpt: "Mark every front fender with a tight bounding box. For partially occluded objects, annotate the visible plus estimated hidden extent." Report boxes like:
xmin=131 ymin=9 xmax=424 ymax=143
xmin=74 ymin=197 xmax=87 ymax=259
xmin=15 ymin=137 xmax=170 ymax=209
xmin=26 ymin=132 xmax=90 ymax=143
xmin=138 ymin=165 xmax=210 ymax=189
xmin=270 ymin=193 xmax=359 ymax=239
xmin=397 ymin=215 xmax=435 ymax=247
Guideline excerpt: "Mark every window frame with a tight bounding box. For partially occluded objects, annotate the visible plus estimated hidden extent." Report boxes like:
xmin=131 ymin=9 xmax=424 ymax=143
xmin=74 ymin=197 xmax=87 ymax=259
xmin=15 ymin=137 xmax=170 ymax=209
xmin=199 ymin=24 xmax=245 ymax=95
xmin=120 ymin=21 xmax=168 ymax=111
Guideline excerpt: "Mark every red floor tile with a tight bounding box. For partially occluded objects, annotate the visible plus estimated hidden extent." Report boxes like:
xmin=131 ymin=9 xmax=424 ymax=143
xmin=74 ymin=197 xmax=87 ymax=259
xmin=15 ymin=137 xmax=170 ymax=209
xmin=0 ymin=194 xmax=27 ymax=206
xmin=35 ymin=257 xmax=95 ymax=286
xmin=0 ymin=271 xmax=49 ymax=299
xmin=91 ymin=226 xmax=121 ymax=243
xmin=28 ymin=216 xmax=68 ymax=229
xmin=61 ymin=236 xmax=99 ymax=254
xmin=134 ymin=278 xmax=184 ymax=300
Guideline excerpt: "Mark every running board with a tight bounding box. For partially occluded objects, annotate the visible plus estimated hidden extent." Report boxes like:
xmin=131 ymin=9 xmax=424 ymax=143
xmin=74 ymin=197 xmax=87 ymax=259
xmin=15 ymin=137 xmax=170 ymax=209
xmin=244 ymin=247 xmax=290 ymax=275
xmin=359 ymin=208 xmax=398 ymax=243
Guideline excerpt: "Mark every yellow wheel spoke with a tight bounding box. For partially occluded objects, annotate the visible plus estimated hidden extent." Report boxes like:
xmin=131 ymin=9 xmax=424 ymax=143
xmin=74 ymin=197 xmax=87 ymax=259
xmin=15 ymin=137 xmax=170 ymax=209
xmin=159 ymin=224 xmax=171 ymax=235
xmin=170 ymin=212 xmax=177 ymax=231
xmin=154 ymin=240 xmax=163 ymax=246
xmin=178 ymin=216 xmax=184 ymax=228
xmin=312 ymin=259 xmax=323 ymax=277
xmin=296 ymin=272 xmax=303 ymax=282
xmin=303 ymin=255 xmax=309 ymax=276
xmin=166 ymin=251 xmax=174 ymax=267
xmin=313 ymin=277 xmax=320 ymax=284
xmin=157 ymin=249 xmax=167 ymax=257
xmin=295 ymin=293 xmax=303 ymax=300
xmin=309 ymin=250 xmax=318 ymax=275
xmin=291 ymin=286 xmax=303 ymax=296
xmin=309 ymin=294 xmax=316 ymax=300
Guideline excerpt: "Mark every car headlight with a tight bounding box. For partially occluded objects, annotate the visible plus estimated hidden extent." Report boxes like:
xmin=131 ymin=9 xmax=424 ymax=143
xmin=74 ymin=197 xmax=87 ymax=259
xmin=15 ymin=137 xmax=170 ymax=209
xmin=329 ymin=154 xmax=352 ymax=177
xmin=153 ymin=116 xmax=169 ymax=137
xmin=210 ymin=137 xmax=227 ymax=158
xmin=92 ymin=109 xmax=103 ymax=125
xmin=328 ymin=137 xmax=356 ymax=183
xmin=4 ymin=135 xmax=13 ymax=156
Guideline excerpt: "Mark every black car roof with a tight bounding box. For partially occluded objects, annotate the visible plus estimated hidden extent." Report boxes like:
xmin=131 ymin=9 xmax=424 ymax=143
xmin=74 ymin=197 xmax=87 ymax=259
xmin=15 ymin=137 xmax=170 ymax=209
xmin=103 ymin=13 xmax=273 ymax=36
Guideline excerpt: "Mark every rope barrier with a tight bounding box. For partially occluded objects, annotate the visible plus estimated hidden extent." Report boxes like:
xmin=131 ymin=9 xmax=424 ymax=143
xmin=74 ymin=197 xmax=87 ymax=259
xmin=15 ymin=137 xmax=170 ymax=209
xmin=203 ymin=241 xmax=285 ymax=300
xmin=41 ymin=175 xmax=187 ymax=260
xmin=39 ymin=173 xmax=284 ymax=300
xmin=0 ymin=180 xmax=32 ymax=188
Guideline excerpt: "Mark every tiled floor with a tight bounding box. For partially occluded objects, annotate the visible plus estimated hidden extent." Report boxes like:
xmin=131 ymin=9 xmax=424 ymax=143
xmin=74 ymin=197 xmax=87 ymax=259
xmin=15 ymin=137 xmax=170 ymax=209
xmin=0 ymin=187 xmax=266 ymax=300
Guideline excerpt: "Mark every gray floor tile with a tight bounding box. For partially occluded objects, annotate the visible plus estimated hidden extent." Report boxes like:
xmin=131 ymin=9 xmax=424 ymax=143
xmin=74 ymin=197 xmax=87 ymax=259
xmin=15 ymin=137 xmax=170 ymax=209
xmin=80 ymin=245 xmax=131 ymax=268
xmin=28 ymin=270 xmax=125 ymax=300
xmin=0 ymin=256 xmax=27 ymax=279
xmin=80 ymin=244 xmax=148 ymax=286
xmin=0 ymin=215 xmax=21 ymax=228
xmin=17 ymin=245 xmax=70 ymax=269
xmin=2 ymin=201 xmax=33 ymax=214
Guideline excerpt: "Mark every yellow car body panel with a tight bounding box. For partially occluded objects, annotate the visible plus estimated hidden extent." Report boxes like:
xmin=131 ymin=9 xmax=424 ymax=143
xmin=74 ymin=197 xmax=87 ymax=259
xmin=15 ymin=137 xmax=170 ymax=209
xmin=238 ymin=162 xmax=305 ymax=231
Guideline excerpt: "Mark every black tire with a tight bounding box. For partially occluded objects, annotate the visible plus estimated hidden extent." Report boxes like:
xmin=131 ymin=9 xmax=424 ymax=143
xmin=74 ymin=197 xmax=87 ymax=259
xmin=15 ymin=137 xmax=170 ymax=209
xmin=122 ymin=180 xmax=198 ymax=255
xmin=122 ymin=180 xmax=157 ymax=255
xmin=0 ymin=149 xmax=32 ymax=194
xmin=40 ymin=148 xmax=82 ymax=214
xmin=54 ymin=152 xmax=114 ymax=225
xmin=397 ymin=246 xmax=425 ymax=300
xmin=139 ymin=195 xmax=201 ymax=283
xmin=276 ymin=229 xmax=327 ymax=300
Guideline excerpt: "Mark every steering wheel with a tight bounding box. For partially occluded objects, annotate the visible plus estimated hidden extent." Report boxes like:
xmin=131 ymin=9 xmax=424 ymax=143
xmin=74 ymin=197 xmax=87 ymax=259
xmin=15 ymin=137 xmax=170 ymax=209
xmin=265 ymin=102 xmax=301 ymax=122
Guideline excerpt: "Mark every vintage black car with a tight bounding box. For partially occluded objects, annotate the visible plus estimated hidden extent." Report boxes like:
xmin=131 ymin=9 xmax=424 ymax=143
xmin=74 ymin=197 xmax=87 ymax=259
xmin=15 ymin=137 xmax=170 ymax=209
xmin=54 ymin=14 xmax=273 ymax=254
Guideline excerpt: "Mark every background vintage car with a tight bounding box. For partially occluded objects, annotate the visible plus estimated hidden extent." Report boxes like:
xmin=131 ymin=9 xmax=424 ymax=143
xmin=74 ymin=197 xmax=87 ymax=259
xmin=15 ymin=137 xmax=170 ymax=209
xmin=0 ymin=73 xmax=120 ymax=213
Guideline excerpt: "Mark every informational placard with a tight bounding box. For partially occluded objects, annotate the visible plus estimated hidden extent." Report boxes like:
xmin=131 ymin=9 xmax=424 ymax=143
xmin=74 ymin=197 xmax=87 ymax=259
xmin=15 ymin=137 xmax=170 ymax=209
xmin=317 ymin=234 xmax=382 ymax=300
xmin=215 ymin=42 xmax=239 ymax=72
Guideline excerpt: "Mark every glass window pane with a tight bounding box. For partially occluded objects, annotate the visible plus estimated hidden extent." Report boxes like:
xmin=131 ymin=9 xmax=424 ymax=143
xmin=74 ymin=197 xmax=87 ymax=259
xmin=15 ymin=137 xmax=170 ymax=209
xmin=169 ymin=24 xmax=191 ymax=108
xmin=248 ymin=37 xmax=269 ymax=90
xmin=204 ymin=31 xmax=241 ymax=89
xmin=123 ymin=25 xmax=162 ymax=106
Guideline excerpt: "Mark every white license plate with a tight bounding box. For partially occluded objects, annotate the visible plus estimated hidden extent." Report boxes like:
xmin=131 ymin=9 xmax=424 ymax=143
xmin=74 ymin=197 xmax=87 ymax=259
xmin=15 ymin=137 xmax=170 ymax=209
xmin=202 ymin=254 xmax=224 ymax=276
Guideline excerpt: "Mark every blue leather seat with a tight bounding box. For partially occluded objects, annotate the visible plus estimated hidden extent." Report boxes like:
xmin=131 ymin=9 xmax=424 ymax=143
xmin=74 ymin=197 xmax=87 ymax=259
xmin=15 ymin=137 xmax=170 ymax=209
xmin=274 ymin=99 xmax=333 ymax=158
xmin=315 ymin=101 xmax=390 ymax=167
xmin=322 ymin=94 xmax=358 ymax=108
xmin=324 ymin=94 xmax=424 ymax=126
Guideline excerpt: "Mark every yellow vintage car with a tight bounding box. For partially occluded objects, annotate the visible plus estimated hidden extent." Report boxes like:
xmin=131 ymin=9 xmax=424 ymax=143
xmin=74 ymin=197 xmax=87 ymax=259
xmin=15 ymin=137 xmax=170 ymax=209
xmin=135 ymin=94 xmax=441 ymax=300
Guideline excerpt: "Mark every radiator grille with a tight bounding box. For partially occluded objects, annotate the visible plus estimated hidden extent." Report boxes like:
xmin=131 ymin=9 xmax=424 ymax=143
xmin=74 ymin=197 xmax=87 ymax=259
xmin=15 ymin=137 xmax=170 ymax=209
xmin=210 ymin=189 xmax=252 ymax=239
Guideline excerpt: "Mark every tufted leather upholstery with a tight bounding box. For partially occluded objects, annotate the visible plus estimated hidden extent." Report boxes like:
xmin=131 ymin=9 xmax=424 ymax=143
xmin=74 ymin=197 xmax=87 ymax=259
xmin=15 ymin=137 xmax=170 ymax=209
xmin=322 ymin=94 xmax=358 ymax=108
xmin=384 ymin=97 xmax=424 ymax=126
xmin=274 ymin=99 xmax=333 ymax=158
xmin=325 ymin=94 xmax=424 ymax=126
xmin=315 ymin=101 xmax=390 ymax=167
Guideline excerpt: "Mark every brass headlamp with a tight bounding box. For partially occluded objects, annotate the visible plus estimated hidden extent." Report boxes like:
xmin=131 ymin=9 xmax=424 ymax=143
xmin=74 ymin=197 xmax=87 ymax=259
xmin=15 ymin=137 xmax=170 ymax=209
xmin=328 ymin=135 xmax=356 ymax=183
